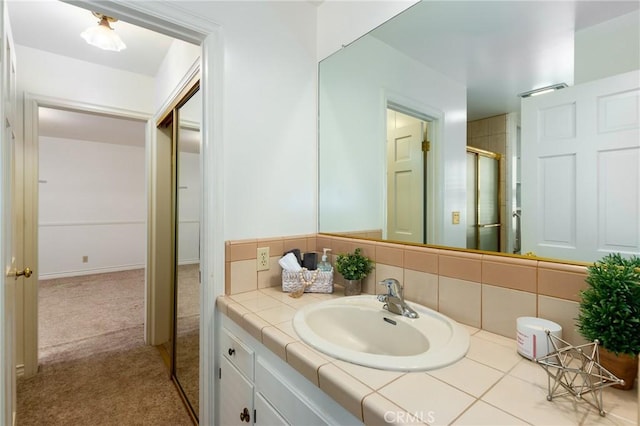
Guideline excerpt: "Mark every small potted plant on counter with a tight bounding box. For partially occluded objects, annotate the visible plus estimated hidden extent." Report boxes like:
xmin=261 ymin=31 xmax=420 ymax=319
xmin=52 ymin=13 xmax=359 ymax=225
xmin=334 ymin=248 xmax=374 ymax=296
xmin=577 ymin=253 xmax=640 ymax=390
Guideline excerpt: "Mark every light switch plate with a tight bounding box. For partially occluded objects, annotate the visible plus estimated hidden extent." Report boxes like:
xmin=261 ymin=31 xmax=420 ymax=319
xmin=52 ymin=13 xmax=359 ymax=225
xmin=452 ymin=211 xmax=460 ymax=224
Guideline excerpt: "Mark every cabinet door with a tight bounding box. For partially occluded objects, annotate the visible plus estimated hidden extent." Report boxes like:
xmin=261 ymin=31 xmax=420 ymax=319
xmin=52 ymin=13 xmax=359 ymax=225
xmin=219 ymin=356 xmax=254 ymax=426
xmin=255 ymin=393 xmax=289 ymax=426
xmin=255 ymin=357 xmax=328 ymax=425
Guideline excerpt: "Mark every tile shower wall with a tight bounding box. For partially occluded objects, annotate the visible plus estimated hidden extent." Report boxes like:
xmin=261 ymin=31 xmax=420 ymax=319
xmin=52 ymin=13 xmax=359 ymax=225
xmin=225 ymin=234 xmax=590 ymax=345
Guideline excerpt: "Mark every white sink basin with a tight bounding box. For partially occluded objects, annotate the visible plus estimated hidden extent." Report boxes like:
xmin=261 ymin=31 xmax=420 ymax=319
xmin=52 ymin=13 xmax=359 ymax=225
xmin=292 ymin=295 xmax=469 ymax=371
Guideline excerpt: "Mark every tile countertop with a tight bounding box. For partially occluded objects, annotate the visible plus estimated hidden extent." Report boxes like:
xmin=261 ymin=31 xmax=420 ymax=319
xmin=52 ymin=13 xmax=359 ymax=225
xmin=216 ymin=287 xmax=639 ymax=425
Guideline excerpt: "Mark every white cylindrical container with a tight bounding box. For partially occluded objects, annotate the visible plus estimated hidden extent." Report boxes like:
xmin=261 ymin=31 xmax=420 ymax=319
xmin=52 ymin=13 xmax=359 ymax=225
xmin=516 ymin=317 xmax=562 ymax=360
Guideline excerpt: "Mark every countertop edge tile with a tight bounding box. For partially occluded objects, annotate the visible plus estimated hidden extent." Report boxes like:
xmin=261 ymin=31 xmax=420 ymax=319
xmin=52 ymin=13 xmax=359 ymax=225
xmin=318 ymin=363 xmax=374 ymax=422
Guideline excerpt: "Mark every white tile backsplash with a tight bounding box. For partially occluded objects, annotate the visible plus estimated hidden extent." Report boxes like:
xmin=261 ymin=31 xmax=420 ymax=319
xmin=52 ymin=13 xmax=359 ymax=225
xmin=537 ymin=295 xmax=587 ymax=347
xmin=482 ymin=285 xmax=536 ymax=339
xmin=404 ymin=269 xmax=438 ymax=310
xmin=439 ymin=276 xmax=481 ymax=328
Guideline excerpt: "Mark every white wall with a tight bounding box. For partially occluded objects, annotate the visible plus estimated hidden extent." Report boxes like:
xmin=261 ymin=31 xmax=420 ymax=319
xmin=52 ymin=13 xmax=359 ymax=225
xmin=175 ymin=1 xmax=318 ymax=240
xmin=316 ymin=0 xmax=418 ymax=61
xmin=14 ymin=46 xmax=156 ymax=279
xmin=16 ymin=45 xmax=154 ymax=114
xmin=154 ymin=39 xmax=200 ymax=111
xmin=575 ymin=10 xmax=640 ymax=84
xmin=318 ymin=35 xmax=467 ymax=247
xmin=38 ymin=137 xmax=146 ymax=278
xmin=153 ymin=37 xmax=201 ymax=264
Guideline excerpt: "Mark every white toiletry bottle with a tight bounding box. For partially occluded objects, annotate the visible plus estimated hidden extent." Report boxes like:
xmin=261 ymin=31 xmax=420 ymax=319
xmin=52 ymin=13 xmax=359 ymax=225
xmin=317 ymin=248 xmax=332 ymax=271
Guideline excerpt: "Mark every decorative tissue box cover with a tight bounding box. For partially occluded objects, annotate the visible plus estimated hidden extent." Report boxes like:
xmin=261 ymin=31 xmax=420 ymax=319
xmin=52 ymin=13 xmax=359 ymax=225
xmin=282 ymin=269 xmax=333 ymax=294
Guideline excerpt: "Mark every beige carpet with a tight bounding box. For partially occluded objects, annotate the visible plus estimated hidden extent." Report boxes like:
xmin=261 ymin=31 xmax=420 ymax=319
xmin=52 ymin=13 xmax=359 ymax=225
xmin=38 ymin=269 xmax=146 ymax=363
xmin=17 ymin=269 xmax=194 ymax=425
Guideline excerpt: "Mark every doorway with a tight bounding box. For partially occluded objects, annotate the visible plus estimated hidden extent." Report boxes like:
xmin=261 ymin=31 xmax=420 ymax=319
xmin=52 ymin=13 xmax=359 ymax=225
xmin=21 ymin=96 xmax=152 ymax=377
xmin=8 ymin=1 xmax=220 ymax=424
xmin=36 ymin=106 xmax=147 ymax=364
xmin=386 ymin=107 xmax=432 ymax=244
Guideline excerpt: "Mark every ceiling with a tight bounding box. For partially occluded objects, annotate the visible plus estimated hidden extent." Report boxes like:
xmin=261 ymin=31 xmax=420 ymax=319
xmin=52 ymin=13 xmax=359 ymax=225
xmin=8 ymin=0 xmax=175 ymax=76
xmin=38 ymin=107 xmax=146 ymax=146
xmin=368 ymin=1 xmax=639 ymax=120
xmin=7 ymin=0 xmax=178 ymax=145
xmin=8 ymin=1 xmax=640 ymax=139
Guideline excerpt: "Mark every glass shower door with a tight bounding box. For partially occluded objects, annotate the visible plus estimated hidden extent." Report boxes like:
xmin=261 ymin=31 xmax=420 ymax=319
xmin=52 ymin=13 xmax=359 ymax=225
xmin=467 ymin=148 xmax=501 ymax=251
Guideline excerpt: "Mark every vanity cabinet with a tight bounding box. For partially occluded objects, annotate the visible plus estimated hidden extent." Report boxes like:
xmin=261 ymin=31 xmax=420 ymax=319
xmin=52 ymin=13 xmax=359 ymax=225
xmin=254 ymin=393 xmax=288 ymax=426
xmin=219 ymin=329 xmax=256 ymax=425
xmin=219 ymin=356 xmax=254 ymax=425
xmin=218 ymin=315 xmax=362 ymax=426
xmin=219 ymin=354 xmax=288 ymax=425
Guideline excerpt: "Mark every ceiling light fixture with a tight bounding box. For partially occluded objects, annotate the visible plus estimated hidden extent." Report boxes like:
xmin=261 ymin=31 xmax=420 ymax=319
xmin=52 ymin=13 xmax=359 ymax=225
xmin=518 ymin=83 xmax=568 ymax=98
xmin=80 ymin=12 xmax=126 ymax=52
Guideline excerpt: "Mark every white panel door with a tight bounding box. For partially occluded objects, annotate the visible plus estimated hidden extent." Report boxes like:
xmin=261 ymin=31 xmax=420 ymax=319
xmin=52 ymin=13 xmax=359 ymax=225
xmin=2 ymin=4 xmax=24 ymax=423
xmin=521 ymin=70 xmax=640 ymax=262
xmin=1 ymin=125 xmax=16 ymax=426
xmin=387 ymin=123 xmax=424 ymax=243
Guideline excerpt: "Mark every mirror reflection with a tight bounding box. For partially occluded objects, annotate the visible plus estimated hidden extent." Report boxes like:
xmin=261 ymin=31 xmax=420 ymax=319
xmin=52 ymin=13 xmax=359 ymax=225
xmin=318 ymin=1 xmax=639 ymax=263
xmin=175 ymin=87 xmax=201 ymax=420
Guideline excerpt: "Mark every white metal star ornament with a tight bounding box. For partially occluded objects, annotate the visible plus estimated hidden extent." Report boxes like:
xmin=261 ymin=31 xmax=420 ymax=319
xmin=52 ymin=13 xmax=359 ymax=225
xmin=534 ymin=330 xmax=624 ymax=416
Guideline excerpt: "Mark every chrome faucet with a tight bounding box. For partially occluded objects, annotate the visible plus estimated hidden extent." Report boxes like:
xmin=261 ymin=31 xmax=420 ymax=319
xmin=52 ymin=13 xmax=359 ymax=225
xmin=376 ymin=278 xmax=419 ymax=318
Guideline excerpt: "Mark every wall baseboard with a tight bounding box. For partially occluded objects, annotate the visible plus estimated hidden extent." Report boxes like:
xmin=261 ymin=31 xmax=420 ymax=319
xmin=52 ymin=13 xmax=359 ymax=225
xmin=38 ymin=264 xmax=146 ymax=280
xmin=16 ymin=364 xmax=24 ymax=377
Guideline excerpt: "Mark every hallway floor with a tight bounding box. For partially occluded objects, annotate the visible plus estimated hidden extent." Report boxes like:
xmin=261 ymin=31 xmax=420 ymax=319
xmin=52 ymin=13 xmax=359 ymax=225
xmin=16 ymin=269 xmax=193 ymax=425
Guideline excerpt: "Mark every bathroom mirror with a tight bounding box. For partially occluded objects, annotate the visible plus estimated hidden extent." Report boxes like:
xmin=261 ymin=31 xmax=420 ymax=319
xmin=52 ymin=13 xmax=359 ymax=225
xmin=174 ymin=85 xmax=201 ymax=421
xmin=318 ymin=0 xmax=639 ymax=263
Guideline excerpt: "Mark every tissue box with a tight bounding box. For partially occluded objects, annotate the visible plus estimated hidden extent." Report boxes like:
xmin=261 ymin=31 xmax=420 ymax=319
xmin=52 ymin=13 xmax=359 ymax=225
xmin=282 ymin=269 xmax=333 ymax=294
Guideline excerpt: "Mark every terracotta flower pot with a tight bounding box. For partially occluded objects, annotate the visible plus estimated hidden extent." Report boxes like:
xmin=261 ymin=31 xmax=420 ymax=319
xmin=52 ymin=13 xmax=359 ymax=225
xmin=599 ymin=347 xmax=638 ymax=390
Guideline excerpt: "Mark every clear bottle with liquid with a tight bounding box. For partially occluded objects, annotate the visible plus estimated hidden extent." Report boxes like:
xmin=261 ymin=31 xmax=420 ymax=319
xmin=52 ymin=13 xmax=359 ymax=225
xmin=317 ymin=248 xmax=332 ymax=272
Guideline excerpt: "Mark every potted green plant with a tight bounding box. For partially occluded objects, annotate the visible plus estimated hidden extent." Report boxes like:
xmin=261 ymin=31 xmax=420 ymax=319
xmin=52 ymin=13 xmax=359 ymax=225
xmin=576 ymin=253 xmax=640 ymax=390
xmin=334 ymin=248 xmax=375 ymax=296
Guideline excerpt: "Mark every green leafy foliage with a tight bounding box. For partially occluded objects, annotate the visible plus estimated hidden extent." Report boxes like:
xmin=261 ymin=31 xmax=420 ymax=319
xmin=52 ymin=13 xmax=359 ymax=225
xmin=577 ymin=253 xmax=640 ymax=355
xmin=334 ymin=248 xmax=374 ymax=281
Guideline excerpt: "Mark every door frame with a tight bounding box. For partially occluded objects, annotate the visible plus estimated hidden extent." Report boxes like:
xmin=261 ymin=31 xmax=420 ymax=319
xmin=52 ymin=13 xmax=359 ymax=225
xmin=384 ymin=94 xmax=443 ymax=245
xmin=16 ymin=2 xmax=224 ymax=424
xmin=22 ymin=95 xmax=151 ymax=379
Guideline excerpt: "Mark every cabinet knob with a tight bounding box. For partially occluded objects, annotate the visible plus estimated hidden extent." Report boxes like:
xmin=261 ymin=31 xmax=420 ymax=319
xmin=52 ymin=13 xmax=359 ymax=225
xmin=240 ymin=407 xmax=251 ymax=422
xmin=228 ymin=348 xmax=235 ymax=356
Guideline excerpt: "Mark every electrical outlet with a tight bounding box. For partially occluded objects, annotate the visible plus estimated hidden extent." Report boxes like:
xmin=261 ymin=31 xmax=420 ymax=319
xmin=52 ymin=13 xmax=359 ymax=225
xmin=82 ymin=255 xmax=89 ymax=263
xmin=257 ymin=247 xmax=270 ymax=271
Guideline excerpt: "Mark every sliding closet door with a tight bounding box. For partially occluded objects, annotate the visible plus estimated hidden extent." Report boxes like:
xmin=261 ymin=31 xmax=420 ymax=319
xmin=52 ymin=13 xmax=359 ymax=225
xmin=174 ymin=86 xmax=201 ymax=421
xmin=157 ymin=77 xmax=201 ymax=423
